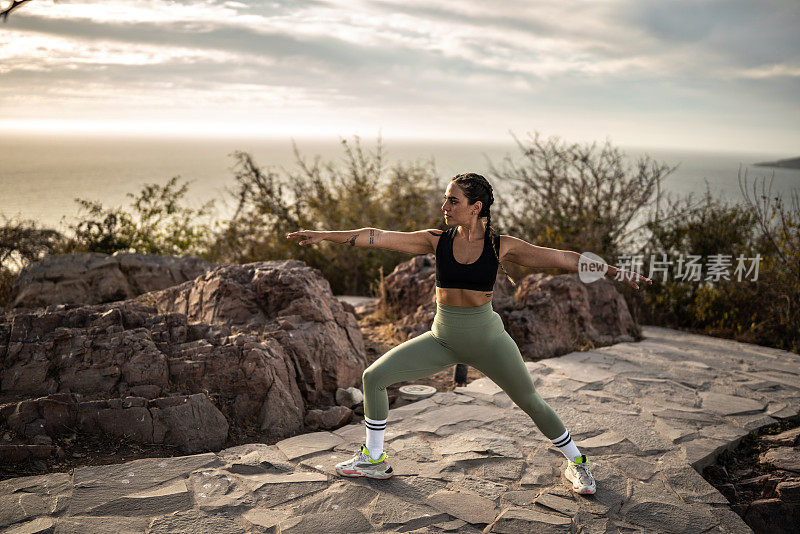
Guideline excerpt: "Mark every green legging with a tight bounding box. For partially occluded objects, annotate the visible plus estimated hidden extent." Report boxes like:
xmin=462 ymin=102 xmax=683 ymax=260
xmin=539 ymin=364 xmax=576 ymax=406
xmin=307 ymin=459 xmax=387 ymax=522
xmin=361 ymin=301 xmax=567 ymax=440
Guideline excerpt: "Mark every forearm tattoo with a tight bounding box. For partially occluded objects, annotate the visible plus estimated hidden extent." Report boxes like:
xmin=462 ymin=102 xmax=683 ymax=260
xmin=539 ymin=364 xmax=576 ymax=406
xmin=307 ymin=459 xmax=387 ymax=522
xmin=369 ymin=229 xmax=374 ymax=245
xmin=346 ymin=233 xmax=358 ymax=246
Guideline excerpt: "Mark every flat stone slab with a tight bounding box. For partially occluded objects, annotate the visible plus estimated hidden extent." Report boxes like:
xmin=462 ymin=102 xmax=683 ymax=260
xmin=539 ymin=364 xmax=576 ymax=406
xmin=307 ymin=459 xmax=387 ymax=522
xmin=762 ymin=426 xmax=800 ymax=446
xmin=68 ymin=453 xmax=222 ymax=516
xmin=432 ymin=429 xmax=523 ymax=458
xmin=759 ymin=446 xmax=800 ymax=472
xmin=367 ymin=493 xmax=449 ymax=529
xmin=279 ymin=508 xmax=373 ymax=533
xmin=486 ymin=506 xmax=572 ymax=533
xmin=699 ymin=391 xmax=767 ymax=415
xmin=241 ymin=507 xmax=291 ymax=530
xmin=400 ymin=403 xmax=504 ymax=433
xmin=426 ymin=489 xmax=498 ymax=524
xmin=2 ymin=325 xmax=798 ymax=533
xmin=275 ymin=431 xmax=343 ymax=460
xmin=575 ymin=429 xmax=627 ymax=449
xmin=540 ymin=352 xmax=616 ymax=384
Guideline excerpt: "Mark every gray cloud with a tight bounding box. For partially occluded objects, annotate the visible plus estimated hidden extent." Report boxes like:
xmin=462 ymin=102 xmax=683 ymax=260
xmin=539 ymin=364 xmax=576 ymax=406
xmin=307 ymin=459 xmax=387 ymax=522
xmin=368 ymin=1 xmax=560 ymax=39
xmin=1 ymin=0 xmax=798 ymax=150
xmin=4 ymin=8 xmax=544 ymax=111
xmin=621 ymin=0 xmax=800 ymax=68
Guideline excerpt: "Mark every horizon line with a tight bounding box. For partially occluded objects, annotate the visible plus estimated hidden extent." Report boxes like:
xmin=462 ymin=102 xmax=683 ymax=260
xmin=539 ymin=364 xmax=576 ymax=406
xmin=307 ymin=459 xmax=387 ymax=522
xmin=0 ymin=121 xmax=794 ymax=157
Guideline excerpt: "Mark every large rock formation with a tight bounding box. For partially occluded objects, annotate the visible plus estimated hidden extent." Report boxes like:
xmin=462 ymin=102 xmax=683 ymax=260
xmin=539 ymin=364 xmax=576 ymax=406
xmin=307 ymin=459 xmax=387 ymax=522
xmin=0 ymin=259 xmax=368 ymax=457
xmin=0 ymin=392 xmax=228 ymax=457
xmin=381 ymin=253 xmax=638 ymax=358
xmin=147 ymin=261 xmax=366 ymax=407
xmin=10 ymin=252 xmax=214 ymax=309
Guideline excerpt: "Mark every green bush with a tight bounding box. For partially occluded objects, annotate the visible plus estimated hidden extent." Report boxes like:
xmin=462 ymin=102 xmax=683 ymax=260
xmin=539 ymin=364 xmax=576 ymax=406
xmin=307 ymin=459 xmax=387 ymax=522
xmin=0 ymin=266 xmax=17 ymax=309
xmin=621 ymin=174 xmax=798 ymax=353
xmin=207 ymin=135 xmax=446 ymax=295
xmin=735 ymin=170 xmax=800 ymax=352
xmin=57 ymin=175 xmax=218 ymax=257
xmin=0 ymin=214 xmax=67 ymax=309
xmin=1 ymin=177 xmax=218 ymax=309
xmin=0 ymin=213 xmax=65 ymax=269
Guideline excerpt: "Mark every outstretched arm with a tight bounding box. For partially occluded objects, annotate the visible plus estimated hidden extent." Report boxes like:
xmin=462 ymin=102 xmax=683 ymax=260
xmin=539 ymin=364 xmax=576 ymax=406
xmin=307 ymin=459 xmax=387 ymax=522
xmin=323 ymin=228 xmax=378 ymax=247
xmin=502 ymin=235 xmax=574 ymax=271
xmin=501 ymin=235 xmax=652 ymax=290
xmin=286 ymin=227 xmax=442 ymax=255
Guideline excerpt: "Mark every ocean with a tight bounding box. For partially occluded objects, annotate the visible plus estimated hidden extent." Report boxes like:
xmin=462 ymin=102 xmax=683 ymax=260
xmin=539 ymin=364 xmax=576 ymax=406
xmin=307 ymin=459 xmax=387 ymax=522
xmin=1 ymin=132 xmax=798 ymax=232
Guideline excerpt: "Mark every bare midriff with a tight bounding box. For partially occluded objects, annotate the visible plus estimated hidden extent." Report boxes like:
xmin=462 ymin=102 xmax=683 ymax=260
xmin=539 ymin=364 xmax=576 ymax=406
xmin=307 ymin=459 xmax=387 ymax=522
xmin=435 ymin=286 xmax=493 ymax=307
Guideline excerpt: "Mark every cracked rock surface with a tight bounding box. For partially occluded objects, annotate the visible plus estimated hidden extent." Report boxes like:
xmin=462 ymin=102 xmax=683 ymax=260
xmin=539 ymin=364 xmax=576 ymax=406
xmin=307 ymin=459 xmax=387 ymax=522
xmin=2 ymin=325 xmax=798 ymax=532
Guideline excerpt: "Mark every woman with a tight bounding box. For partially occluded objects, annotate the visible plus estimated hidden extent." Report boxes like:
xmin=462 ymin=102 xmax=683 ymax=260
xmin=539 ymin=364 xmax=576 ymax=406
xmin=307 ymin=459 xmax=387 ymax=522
xmin=286 ymin=172 xmax=651 ymax=495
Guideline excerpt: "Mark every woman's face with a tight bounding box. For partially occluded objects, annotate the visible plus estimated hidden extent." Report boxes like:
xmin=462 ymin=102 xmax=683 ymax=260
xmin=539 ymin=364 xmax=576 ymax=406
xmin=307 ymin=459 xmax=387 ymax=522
xmin=441 ymin=182 xmax=480 ymax=226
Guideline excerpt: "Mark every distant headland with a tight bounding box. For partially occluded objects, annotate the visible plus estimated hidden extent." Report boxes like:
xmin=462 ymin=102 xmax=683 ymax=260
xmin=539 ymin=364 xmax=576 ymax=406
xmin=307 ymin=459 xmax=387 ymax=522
xmin=753 ymin=156 xmax=800 ymax=169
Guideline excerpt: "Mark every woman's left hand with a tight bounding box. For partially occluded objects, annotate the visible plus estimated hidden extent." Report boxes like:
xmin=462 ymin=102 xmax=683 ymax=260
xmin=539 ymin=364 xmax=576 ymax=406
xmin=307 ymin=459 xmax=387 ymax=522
xmin=608 ymin=267 xmax=652 ymax=290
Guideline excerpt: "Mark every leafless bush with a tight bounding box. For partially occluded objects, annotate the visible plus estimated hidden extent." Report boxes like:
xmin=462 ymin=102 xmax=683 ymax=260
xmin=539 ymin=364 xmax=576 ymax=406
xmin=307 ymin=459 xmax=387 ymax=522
xmin=488 ymin=131 xmax=680 ymax=276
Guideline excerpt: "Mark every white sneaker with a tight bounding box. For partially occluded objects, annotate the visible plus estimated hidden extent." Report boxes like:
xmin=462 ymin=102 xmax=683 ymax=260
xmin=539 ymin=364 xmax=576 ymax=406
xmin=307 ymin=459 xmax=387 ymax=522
xmin=565 ymin=454 xmax=596 ymax=494
xmin=334 ymin=444 xmax=393 ymax=479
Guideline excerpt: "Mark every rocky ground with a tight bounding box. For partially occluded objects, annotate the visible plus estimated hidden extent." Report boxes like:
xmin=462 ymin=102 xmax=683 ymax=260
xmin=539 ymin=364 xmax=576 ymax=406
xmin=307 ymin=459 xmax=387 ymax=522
xmin=3 ymin=254 xmax=799 ymax=532
xmin=702 ymin=418 xmax=800 ymax=532
xmin=361 ymin=306 xmax=800 ymax=533
xmin=2 ymin=325 xmax=799 ymax=533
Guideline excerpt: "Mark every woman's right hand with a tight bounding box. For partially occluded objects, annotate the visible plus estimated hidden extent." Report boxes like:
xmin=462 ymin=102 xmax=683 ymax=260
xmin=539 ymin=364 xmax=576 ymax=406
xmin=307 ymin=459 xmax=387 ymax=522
xmin=286 ymin=230 xmax=326 ymax=246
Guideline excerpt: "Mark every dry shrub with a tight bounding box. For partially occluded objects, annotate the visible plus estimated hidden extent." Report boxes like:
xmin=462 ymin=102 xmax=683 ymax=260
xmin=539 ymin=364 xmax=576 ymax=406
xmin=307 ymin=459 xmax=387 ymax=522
xmin=208 ymin=135 xmax=445 ymax=295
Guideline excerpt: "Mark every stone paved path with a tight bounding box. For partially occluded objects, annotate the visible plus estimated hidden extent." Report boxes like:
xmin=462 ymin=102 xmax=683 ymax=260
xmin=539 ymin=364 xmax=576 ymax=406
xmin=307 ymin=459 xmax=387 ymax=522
xmin=2 ymin=325 xmax=799 ymax=533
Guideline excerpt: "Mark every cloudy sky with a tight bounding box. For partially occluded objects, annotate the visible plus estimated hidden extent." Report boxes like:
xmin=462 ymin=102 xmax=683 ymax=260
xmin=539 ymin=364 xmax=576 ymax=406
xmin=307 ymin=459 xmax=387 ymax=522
xmin=1 ymin=0 xmax=798 ymax=152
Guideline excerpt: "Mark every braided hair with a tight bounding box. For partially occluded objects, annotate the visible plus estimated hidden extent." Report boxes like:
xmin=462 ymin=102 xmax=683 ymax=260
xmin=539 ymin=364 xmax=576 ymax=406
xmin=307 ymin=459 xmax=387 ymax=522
xmin=451 ymin=173 xmax=517 ymax=288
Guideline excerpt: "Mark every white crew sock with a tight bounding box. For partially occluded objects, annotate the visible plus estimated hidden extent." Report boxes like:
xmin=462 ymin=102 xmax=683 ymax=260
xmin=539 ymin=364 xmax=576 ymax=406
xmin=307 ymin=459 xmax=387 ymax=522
xmin=364 ymin=416 xmax=386 ymax=460
xmin=550 ymin=429 xmax=583 ymax=463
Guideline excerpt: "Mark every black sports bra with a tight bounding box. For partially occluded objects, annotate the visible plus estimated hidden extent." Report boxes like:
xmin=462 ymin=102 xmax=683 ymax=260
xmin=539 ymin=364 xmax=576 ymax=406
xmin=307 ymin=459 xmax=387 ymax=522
xmin=435 ymin=227 xmax=500 ymax=292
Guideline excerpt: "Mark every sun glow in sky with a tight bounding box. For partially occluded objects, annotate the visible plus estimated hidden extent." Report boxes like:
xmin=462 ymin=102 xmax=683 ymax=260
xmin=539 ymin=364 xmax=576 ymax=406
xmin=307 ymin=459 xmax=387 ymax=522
xmin=1 ymin=0 xmax=798 ymax=151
